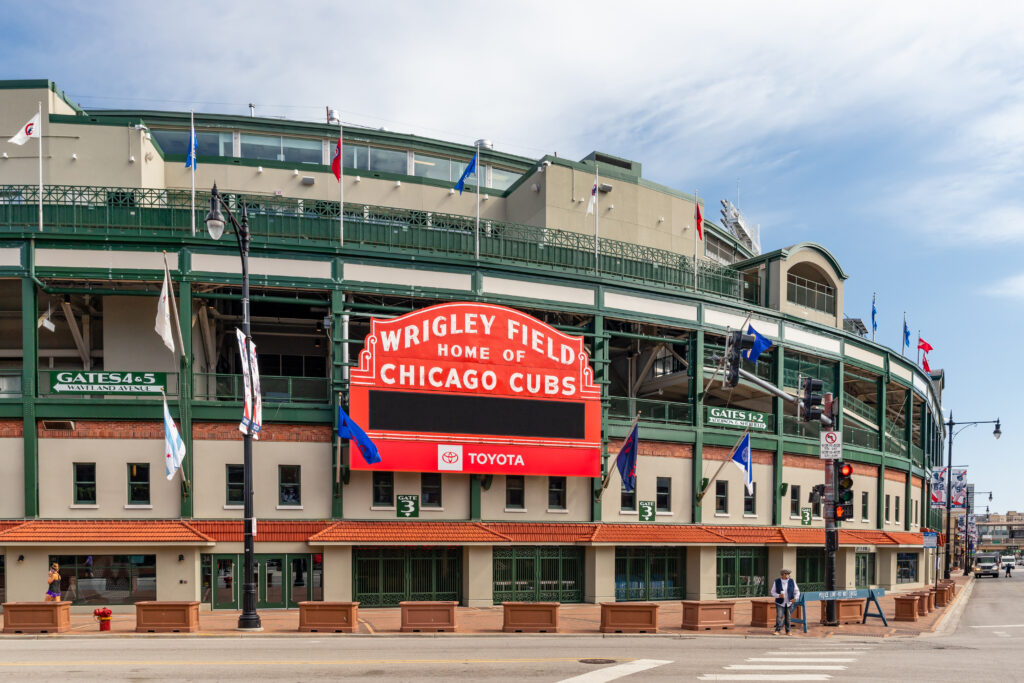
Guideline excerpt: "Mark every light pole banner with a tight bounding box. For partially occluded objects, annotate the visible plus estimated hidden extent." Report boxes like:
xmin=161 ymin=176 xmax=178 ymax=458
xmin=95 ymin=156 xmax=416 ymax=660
xmin=930 ymin=468 xmax=946 ymax=509
xmin=235 ymin=329 xmax=263 ymax=439
xmin=950 ymin=468 xmax=968 ymax=508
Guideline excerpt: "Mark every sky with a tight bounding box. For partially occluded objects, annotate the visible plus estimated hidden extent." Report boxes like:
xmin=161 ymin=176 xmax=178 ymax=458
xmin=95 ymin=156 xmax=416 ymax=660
xmin=7 ymin=0 xmax=1022 ymax=511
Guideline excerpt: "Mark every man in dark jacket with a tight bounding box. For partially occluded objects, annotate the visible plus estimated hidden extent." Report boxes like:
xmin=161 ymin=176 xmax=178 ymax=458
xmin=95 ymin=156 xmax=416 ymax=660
xmin=770 ymin=568 xmax=800 ymax=635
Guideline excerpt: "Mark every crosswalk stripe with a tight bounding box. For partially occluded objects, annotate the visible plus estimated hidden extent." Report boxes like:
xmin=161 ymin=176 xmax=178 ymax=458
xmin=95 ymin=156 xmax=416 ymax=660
xmin=556 ymin=658 xmax=672 ymax=683
xmin=768 ymin=650 xmax=871 ymax=655
xmin=746 ymin=658 xmax=853 ymax=663
xmin=697 ymin=675 xmax=832 ymax=681
xmin=725 ymin=665 xmax=846 ymax=671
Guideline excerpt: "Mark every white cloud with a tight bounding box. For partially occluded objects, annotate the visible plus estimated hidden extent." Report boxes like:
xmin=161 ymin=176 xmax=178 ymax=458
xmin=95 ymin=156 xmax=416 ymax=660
xmin=985 ymin=272 xmax=1024 ymax=299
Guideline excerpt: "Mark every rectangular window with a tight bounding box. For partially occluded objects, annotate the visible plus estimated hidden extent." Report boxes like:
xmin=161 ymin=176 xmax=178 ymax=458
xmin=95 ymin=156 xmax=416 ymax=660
xmin=421 ymin=473 xmax=442 ymax=508
xmin=151 ymin=129 xmax=232 ymax=157
xmin=505 ymin=475 xmax=525 ymax=509
xmin=127 ymin=463 xmax=150 ymax=505
xmin=548 ymin=476 xmax=567 ymax=510
xmin=240 ymin=133 xmax=284 ymax=161
xmin=48 ymin=554 xmax=156 ymax=605
xmin=914 ymin=505 xmax=918 ymax=525
xmin=226 ymin=465 xmax=244 ymax=505
xmin=73 ymin=463 xmax=96 ymax=505
xmin=861 ymin=491 xmax=869 ymax=520
xmin=885 ymin=494 xmax=891 ymax=522
xmin=896 ymin=552 xmax=919 ymax=583
xmin=278 ymin=465 xmax=301 ymax=506
xmin=490 ymin=166 xmax=520 ymax=191
xmin=812 ymin=496 xmax=821 ymax=518
xmin=343 ymin=143 xmax=369 ymax=171
xmin=280 ymin=137 xmax=322 ymax=164
xmin=368 ymin=146 xmax=407 ymax=175
xmin=715 ymin=481 xmax=728 ymax=514
xmin=744 ymin=482 xmax=757 ymax=515
xmin=372 ymin=472 xmax=394 ymax=507
xmin=790 ymin=485 xmax=801 ymax=516
xmin=895 ymin=495 xmax=901 ymax=523
xmin=656 ymin=477 xmax=671 ymax=512
xmin=621 ymin=484 xmax=636 ymax=512
xmin=412 ymin=152 xmax=453 ymax=181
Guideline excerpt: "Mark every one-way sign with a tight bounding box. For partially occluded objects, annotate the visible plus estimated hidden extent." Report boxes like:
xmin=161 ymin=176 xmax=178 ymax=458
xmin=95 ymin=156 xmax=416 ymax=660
xmin=820 ymin=430 xmax=842 ymax=460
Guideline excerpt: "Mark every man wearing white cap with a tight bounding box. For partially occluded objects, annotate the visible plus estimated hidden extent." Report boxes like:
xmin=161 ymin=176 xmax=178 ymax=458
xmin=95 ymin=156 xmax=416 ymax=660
xmin=770 ymin=568 xmax=800 ymax=635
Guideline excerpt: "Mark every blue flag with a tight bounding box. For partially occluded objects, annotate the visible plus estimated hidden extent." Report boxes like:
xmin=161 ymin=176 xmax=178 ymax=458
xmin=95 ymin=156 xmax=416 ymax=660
xmin=743 ymin=324 xmax=773 ymax=364
xmin=871 ymin=296 xmax=877 ymax=332
xmin=730 ymin=432 xmax=753 ymax=494
xmin=454 ymin=152 xmax=477 ymax=195
xmin=185 ymin=121 xmax=197 ymax=170
xmin=337 ymin=406 xmax=382 ymax=464
xmin=903 ymin=321 xmax=910 ymax=348
xmin=615 ymin=421 xmax=639 ymax=492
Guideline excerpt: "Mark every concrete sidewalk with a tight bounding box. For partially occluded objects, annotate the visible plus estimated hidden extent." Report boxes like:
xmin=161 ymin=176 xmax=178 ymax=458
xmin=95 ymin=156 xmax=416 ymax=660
xmin=15 ymin=575 xmax=971 ymax=638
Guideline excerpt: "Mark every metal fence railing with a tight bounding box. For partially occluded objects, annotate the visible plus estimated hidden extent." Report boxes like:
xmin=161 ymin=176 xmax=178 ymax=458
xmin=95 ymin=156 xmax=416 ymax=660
xmin=193 ymin=373 xmax=330 ymax=404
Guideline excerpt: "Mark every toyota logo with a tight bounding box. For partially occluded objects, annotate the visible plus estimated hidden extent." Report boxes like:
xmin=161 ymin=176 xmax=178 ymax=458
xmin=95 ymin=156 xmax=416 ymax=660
xmin=441 ymin=451 xmax=459 ymax=464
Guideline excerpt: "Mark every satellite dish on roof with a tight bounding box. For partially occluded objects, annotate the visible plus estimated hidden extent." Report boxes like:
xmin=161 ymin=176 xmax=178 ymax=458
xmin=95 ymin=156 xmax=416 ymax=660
xmin=720 ymin=199 xmax=761 ymax=254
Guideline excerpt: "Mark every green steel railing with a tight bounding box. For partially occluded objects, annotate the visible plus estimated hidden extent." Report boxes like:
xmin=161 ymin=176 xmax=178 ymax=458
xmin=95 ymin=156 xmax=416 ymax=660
xmin=0 ymin=184 xmax=757 ymax=304
xmin=842 ymin=392 xmax=877 ymax=425
xmin=786 ymin=272 xmax=836 ymax=314
xmin=783 ymin=415 xmax=821 ymax=439
xmin=193 ymin=373 xmax=329 ymax=404
xmin=0 ymin=370 xmax=21 ymax=398
xmin=844 ymin=423 xmax=880 ymax=450
xmin=884 ymin=432 xmax=908 ymax=456
xmin=608 ymin=396 xmax=694 ymax=425
xmin=704 ymin=343 xmax=774 ymax=383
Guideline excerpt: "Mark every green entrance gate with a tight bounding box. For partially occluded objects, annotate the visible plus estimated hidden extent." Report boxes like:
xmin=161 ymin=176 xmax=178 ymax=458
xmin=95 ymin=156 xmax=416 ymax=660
xmin=796 ymin=548 xmax=825 ymax=591
xmin=615 ymin=547 xmax=686 ymax=601
xmin=492 ymin=546 xmax=584 ymax=604
xmin=716 ymin=547 xmax=768 ymax=598
xmin=353 ymin=547 xmax=461 ymax=607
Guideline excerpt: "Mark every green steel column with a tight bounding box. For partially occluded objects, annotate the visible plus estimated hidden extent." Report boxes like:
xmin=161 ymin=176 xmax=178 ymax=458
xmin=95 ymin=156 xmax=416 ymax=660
xmin=876 ymin=375 xmax=887 ymax=529
xmin=592 ymin=313 xmax=607 ymax=522
xmin=772 ymin=346 xmax=785 ymax=525
xmin=470 ymin=475 xmax=482 ymax=521
xmin=21 ymin=274 xmax=38 ymax=518
xmin=904 ymin=391 xmax=913 ymax=531
xmin=692 ymin=329 xmax=704 ymax=524
xmin=178 ymin=279 xmax=193 ymax=518
xmin=330 ymin=289 xmax=345 ymax=519
xmin=905 ymin=471 xmax=913 ymax=531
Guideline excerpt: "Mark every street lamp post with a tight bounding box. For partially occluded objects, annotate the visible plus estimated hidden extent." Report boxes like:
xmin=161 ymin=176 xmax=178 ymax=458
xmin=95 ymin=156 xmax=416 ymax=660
xmin=205 ymin=183 xmax=261 ymax=630
xmin=963 ymin=489 xmax=993 ymax=576
xmin=943 ymin=413 xmax=1001 ymax=580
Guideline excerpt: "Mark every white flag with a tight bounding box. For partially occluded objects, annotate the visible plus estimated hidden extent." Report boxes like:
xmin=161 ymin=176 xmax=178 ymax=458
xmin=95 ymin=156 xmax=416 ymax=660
xmin=155 ymin=267 xmax=175 ymax=352
xmin=8 ymin=113 xmax=40 ymax=146
xmin=163 ymin=397 xmax=186 ymax=480
xmin=586 ymin=182 xmax=597 ymax=215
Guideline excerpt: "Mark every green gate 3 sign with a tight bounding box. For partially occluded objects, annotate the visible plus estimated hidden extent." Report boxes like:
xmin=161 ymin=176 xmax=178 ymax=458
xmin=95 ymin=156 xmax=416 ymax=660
xmin=49 ymin=371 xmax=166 ymax=394
xmin=801 ymin=507 xmax=813 ymax=525
xmin=639 ymin=500 xmax=656 ymax=522
xmin=397 ymin=494 xmax=420 ymax=518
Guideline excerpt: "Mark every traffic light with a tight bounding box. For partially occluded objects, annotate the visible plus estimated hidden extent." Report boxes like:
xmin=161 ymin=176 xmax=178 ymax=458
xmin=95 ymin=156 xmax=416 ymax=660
xmin=835 ymin=461 xmax=854 ymax=521
xmin=800 ymin=377 xmax=824 ymax=422
xmin=809 ymin=483 xmax=826 ymax=505
xmin=725 ymin=330 xmax=755 ymax=387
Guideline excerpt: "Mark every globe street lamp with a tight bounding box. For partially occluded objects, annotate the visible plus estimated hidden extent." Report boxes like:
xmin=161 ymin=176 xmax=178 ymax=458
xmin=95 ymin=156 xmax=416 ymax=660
xmin=205 ymin=183 xmax=261 ymax=630
xmin=943 ymin=414 xmax=1001 ymax=580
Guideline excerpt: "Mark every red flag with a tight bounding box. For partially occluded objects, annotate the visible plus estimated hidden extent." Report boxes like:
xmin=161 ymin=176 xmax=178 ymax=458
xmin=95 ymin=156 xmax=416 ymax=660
xmin=331 ymin=137 xmax=342 ymax=181
xmin=917 ymin=338 xmax=933 ymax=354
xmin=694 ymin=200 xmax=704 ymax=241
xmin=922 ymin=354 xmax=931 ymax=373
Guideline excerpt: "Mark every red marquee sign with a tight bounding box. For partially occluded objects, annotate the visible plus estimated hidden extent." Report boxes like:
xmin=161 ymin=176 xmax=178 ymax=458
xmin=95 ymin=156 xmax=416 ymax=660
xmin=349 ymin=302 xmax=600 ymax=476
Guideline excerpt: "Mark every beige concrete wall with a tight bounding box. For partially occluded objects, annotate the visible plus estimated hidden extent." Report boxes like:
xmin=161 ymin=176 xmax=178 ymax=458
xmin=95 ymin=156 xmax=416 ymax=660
xmin=584 ymin=546 xmax=616 ymax=603
xmin=322 ymin=545 xmax=352 ymax=601
xmin=0 ymin=438 xmax=24 ymax=518
xmin=686 ymin=545 xmax=718 ymax=600
xmin=43 ymin=121 xmax=159 ymax=189
xmin=604 ymin=455 xmax=692 ymax=524
xmin=155 ymin=547 xmax=202 ymax=601
xmin=702 ymin=462 xmax=773 ymax=526
xmin=463 ymin=545 xmax=493 ymax=607
xmin=103 ymin=296 xmax=178 ymax=374
xmin=342 ymin=471 xmax=470 ymax=520
xmin=38 ymin=438 xmax=179 ymax=518
xmin=192 ymin=440 xmax=332 ymax=519
xmin=479 ymin=475 xmax=590 ymax=522
xmin=768 ymin=547 xmax=796 ymax=583
xmin=884 ymin=479 xmax=906 ymax=528
xmin=835 ymin=547 xmax=856 ymax=589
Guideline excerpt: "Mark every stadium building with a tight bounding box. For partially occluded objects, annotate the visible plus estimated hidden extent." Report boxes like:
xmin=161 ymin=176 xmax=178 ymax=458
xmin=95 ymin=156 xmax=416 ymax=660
xmin=0 ymin=80 xmax=944 ymax=610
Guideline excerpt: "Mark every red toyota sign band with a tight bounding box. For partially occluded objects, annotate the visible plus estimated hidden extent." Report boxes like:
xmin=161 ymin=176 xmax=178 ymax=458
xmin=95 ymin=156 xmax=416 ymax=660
xmin=349 ymin=302 xmax=601 ymax=477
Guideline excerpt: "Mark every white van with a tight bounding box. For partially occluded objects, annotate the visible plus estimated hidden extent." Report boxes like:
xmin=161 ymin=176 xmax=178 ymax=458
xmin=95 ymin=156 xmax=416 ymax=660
xmin=1001 ymin=555 xmax=1015 ymax=569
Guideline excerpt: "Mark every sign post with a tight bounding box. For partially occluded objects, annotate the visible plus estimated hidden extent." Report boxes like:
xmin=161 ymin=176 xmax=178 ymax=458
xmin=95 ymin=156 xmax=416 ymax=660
xmin=397 ymin=494 xmax=419 ymax=518
xmin=638 ymin=501 xmax=655 ymax=522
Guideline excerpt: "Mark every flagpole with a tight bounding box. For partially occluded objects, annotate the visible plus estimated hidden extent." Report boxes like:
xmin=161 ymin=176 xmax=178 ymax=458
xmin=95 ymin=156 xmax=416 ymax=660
xmin=599 ymin=411 xmax=640 ymax=494
xmin=339 ymin=117 xmax=344 ymax=247
xmin=190 ymin=110 xmax=196 ymax=237
xmin=872 ymin=292 xmax=876 ymax=342
xmin=37 ymin=101 xmax=43 ymax=233
xmin=902 ymin=312 xmax=906 ymax=357
xmin=594 ymin=166 xmax=600 ymax=275
xmin=917 ymin=330 xmax=921 ymax=366
xmin=474 ymin=141 xmax=481 ymax=260
xmin=696 ymin=429 xmax=750 ymax=503
xmin=693 ymin=190 xmax=699 ymax=291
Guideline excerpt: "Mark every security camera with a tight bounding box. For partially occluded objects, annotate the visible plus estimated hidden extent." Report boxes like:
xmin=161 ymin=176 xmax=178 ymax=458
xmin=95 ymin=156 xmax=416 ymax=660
xmin=541 ymin=160 xmax=552 ymax=167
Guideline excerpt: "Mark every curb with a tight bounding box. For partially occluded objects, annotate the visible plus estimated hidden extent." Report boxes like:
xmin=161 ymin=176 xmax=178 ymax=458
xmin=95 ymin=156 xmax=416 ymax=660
xmin=922 ymin=577 xmax=974 ymax=638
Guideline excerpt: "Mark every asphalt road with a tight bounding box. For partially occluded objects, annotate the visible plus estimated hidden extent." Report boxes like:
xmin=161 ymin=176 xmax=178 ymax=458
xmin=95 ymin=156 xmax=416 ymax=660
xmin=0 ymin=576 xmax=1018 ymax=682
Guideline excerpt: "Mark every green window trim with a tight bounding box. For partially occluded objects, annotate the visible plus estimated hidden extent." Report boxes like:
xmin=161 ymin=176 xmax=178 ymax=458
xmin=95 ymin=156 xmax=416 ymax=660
xmin=372 ymin=472 xmax=394 ymax=507
xmin=615 ymin=547 xmax=686 ymax=601
xmin=656 ymin=476 xmax=672 ymax=512
xmin=715 ymin=481 xmax=728 ymax=514
xmin=796 ymin=548 xmax=826 ymax=592
xmin=278 ymin=465 xmax=301 ymax=506
xmin=493 ymin=546 xmax=585 ymax=604
xmin=790 ymin=485 xmax=801 ymax=517
xmin=716 ymin=546 xmax=768 ymax=598
xmin=505 ymin=475 xmax=525 ymax=510
xmin=225 ymin=464 xmax=244 ymax=506
xmin=421 ymin=473 xmax=442 ymax=508
xmin=621 ymin=484 xmax=637 ymax=512
xmin=73 ymin=462 xmax=96 ymax=505
xmin=548 ymin=476 xmax=567 ymax=510
xmin=127 ymin=463 xmax=150 ymax=505
xmin=744 ymin=482 xmax=757 ymax=515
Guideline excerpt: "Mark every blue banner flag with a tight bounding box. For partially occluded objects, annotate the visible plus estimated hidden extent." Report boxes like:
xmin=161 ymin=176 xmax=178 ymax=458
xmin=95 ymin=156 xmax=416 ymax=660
xmin=871 ymin=296 xmax=878 ymax=332
xmin=454 ymin=152 xmax=477 ymax=195
xmin=185 ymin=121 xmax=197 ymax=170
xmin=337 ymin=406 xmax=382 ymax=464
xmin=730 ymin=432 xmax=753 ymax=494
xmin=743 ymin=324 xmax=773 ymax=364
xmin=903 ymin=320 xmax=910 ymax=348
xmin=615 ymin=420 xmax=639 ymax=492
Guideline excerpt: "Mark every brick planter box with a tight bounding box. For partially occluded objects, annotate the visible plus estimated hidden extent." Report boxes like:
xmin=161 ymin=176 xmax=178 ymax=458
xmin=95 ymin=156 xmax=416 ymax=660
xmin=400 ymin=601 xmax=457 ymax=632
xmin=681 ymin=600 xmax=735 ymax=631
xmin=298 ymin=601 xmax=359 ymax=633
xmin=934 ymin=587 xmax=948 ymax=607
xmin=501 ymin=602 xmax=559 ymax=633
xmin=751 ymin=600 xmax=804 ymax=627
xmin=927 ymin=588 xmax=938 ymax=610
xmin=893 ymin=595 xmax=919 ymax=621
xmin=2 ymin=602 xmax=71 ymax=634
xmin=600 ymin=602 xmax=658 ymax=633
xmin=913 ymin=593 xmax=929 ymax=616
xmin=135 ymin=601 xmax=200 ymax=633
xmin=818 ymin=598 xmax=865 ymax=625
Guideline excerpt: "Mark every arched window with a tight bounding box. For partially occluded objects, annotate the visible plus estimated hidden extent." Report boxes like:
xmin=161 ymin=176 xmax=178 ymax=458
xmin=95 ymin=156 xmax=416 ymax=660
xmin=786 ymin=262 xmax=836 ymax=314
